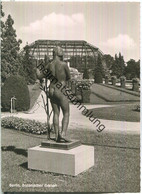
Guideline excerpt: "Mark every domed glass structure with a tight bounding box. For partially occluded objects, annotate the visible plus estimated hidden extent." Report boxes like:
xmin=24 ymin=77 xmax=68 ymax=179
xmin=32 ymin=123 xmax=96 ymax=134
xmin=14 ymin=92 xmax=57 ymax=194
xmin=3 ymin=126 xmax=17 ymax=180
xmin=21 ymin=39 xmax=106 ymax=72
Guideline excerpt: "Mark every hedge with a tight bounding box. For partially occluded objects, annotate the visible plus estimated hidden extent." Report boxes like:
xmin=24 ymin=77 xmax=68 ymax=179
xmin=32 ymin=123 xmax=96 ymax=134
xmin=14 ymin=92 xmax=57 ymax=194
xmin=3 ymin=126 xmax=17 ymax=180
xmin=1 ymin=75 xmax=30 ymax=111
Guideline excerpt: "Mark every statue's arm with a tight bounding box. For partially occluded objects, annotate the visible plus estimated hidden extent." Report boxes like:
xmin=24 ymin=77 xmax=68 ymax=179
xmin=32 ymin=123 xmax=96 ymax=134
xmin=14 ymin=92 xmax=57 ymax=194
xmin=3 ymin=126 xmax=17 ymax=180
xmin=36 ymin=61 xmax=51 ymax=81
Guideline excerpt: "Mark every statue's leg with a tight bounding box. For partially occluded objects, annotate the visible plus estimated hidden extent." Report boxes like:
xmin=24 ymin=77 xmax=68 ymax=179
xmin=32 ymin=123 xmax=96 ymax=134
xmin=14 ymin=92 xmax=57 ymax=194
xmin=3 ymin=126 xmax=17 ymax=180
xmin=47 ymin=115 xmax=51 ymax=140
xmin=51 ymin=101 xmax=60 ymax=141
xmin=60 ymin=98 xmax=70 ymax=141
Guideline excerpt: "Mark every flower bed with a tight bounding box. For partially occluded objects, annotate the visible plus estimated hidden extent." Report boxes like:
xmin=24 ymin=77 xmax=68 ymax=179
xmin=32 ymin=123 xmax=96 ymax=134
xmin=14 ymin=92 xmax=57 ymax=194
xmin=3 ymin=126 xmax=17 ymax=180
xmin=1 ymin=116 xmax=48 ymax=134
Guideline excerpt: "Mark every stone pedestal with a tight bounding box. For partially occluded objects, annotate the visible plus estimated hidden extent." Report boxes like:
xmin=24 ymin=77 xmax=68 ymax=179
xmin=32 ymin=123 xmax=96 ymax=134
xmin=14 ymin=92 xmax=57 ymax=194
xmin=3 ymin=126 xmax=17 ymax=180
xmin=28 ymin=143 xmax=94 ymax=176
xmin=41 ymin=139 xmax=81 ymax=150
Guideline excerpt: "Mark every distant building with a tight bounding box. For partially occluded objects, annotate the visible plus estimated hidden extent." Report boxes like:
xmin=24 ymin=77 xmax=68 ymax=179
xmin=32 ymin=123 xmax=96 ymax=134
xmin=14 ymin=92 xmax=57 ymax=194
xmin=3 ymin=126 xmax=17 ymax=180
xmin=21 ymin=39 xmax=107 ymax=73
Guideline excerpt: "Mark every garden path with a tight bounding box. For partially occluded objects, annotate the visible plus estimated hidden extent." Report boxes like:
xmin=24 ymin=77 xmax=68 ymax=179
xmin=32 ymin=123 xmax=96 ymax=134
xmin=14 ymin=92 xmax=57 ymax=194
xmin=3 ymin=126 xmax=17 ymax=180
xmin=1 ymin=91 xmax=140 ymax=135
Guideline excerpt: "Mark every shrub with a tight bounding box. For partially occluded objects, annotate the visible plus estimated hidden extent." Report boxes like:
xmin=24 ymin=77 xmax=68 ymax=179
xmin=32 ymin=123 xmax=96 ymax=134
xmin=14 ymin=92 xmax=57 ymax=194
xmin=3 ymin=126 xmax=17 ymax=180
xmin=120 ymin=75 xmax=126 ymax=81
xmin=1 ymin=116 xmax=48 ymax=134
xmin=95 ymin=72 xmax=103 ymax=83
xmin=83 ymin=68 xmax=89 ymax=79
xmin=1 ymin=75 xmax=30 ymax=111
xmin=111 ymin=75 xmax=117 ymax=86
xmin=105 ymin=75 xmax=110 ymax=84
xmin=132 ymin=78 xmax=140 ymax=83
xmin=105 ymin=75 xmax=109 ymax=79
xmin=111 ymin=75 xmax=117 ymax=80
xmin=120 ymin=76 xmax=126 ymax=88
xmin=132 ymin=78 xmax=139 ymax=92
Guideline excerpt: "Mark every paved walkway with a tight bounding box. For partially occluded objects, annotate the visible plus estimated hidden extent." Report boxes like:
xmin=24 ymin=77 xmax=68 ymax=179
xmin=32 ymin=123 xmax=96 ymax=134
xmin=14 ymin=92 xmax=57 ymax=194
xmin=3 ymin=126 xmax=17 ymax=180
xmin=1 ymin=92 xmax=140 ymax=135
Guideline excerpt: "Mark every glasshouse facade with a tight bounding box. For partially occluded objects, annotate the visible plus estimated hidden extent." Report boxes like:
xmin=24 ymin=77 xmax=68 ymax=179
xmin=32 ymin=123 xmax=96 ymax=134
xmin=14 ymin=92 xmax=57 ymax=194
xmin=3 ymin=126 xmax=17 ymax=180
xmin=21 ymin=40 xmax=106 ymax=73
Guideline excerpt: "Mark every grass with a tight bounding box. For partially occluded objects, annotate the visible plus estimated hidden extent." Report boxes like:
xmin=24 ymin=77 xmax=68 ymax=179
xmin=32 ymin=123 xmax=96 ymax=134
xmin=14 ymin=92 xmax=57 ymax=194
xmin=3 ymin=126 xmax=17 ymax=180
xmin=89 ymin=104 xmax=140 ymax=122
xmin=101 ymin=83 xmax=140 ymax=97
xmin=91 ymin=84 xmax=140 ymax=102
xmin=1 ymin=127 xmax=140 ymax=192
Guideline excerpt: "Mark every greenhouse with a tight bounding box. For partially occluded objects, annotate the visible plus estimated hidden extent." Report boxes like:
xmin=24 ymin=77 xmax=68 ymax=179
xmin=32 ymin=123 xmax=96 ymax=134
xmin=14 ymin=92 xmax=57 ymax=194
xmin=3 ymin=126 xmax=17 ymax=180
xmin=22 ymin=39 xmax=106 ymax=72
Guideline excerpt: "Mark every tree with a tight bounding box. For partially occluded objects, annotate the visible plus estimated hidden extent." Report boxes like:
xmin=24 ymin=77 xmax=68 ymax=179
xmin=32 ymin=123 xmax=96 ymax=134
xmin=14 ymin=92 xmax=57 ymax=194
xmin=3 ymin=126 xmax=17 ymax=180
xmin=104 ymin=54 xmax=114 ymax=70
xmin=118 ymin=52 xmax=125 ymax=76
xmin=111 ymin=53 xmax=125 ymax=77
xmin=94 ymin=54 xmax=104 ymax=83
xmin=1 ymin=2 xmax=5 ymax=41
xmin=21 ymin=45 xmax=36 ymax=84
xmin=125 ymin=59 xmax=140 ymax=79
xmin=136 ymin=60 xmax=140 ymax=78
xmin=1 ymin=14 xmax=22 ymax=82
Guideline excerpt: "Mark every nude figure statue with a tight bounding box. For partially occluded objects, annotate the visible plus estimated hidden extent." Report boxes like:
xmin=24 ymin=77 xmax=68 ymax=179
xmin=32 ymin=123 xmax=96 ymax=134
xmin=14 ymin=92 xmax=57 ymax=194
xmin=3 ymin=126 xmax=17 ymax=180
xmin=36 ymin=46 xmax=71 ymax=142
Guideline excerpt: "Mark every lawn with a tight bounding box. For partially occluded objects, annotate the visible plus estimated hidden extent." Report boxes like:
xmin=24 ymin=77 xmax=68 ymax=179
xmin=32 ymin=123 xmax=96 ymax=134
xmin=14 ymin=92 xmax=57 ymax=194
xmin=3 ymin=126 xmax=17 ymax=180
xmin=89 ymin=104 xmax=140 ymax=122
xmin=1 ymin=127 xmax=140 ymax=192
xmin=91 ymin=84 xmax=140 ymax=102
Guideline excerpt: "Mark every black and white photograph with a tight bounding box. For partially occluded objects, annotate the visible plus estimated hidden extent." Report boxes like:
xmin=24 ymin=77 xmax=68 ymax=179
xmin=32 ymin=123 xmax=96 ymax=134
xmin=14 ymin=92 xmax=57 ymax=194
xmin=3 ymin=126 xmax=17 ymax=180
xmin=1 ymin=1 xmax=140 ymax=193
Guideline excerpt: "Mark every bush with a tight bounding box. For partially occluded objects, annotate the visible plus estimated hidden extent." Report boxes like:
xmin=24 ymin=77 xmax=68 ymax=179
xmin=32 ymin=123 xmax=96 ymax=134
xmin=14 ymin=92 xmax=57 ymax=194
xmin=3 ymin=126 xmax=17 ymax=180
xmin=111 ymin=75 xmax=117 ymax=80
xmin=83 ymin=68 xmax=89 ymax=79
xmin=1 ymin=75 xmax=30 ymax=111
xmin=95 ymin=72 xmax=103 ymax=83
xmin=132 ymin=78 xmax=140 ymax=83
xmin=1 ymin=117 xmax=48 ymax=134
xmin=105 ymin=75 xmax=110 ymax=84
xmin=132 ymin=78 xmax=139 ymax=92
xmin=120 ymin=76 xmax=126 ymax=81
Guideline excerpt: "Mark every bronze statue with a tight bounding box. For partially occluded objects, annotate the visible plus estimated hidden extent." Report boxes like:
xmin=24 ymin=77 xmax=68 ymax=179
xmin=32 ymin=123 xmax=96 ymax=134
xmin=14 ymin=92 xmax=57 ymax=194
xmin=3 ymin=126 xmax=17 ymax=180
xmin=36 ymin=46 xmax=71 ymax=142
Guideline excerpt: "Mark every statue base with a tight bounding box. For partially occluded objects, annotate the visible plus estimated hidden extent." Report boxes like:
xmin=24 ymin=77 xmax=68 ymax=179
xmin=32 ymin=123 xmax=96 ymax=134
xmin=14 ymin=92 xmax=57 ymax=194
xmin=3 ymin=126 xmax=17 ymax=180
xmin=41 ymin=139 xmax=81 ymax=150
xmin=28 ymin=143 xmax=94 ymax=176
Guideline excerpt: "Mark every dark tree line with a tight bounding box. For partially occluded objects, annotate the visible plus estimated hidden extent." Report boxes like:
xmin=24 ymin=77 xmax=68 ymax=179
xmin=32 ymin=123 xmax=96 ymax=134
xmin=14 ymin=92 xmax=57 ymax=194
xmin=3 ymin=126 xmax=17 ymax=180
xmin=104 ymin=53 xmax=140 ymax=79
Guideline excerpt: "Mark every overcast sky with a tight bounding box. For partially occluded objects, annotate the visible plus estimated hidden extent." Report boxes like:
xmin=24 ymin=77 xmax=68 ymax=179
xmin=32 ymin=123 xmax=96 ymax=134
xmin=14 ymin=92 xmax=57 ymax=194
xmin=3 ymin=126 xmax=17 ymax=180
xmin=3 ymin=2 xmax=140 ymax=62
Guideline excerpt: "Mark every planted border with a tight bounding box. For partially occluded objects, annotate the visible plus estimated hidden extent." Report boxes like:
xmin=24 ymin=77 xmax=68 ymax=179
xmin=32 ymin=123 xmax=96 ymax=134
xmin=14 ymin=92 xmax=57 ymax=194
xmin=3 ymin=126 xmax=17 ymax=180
xmin=1 ymin=116 xmax=48 ymax=134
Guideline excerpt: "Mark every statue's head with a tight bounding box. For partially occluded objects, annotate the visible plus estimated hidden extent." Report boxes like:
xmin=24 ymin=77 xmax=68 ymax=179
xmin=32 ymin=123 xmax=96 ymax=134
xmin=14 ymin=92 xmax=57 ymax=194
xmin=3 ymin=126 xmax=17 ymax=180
xmin=53 ymin=46 xmax=63 ymax=58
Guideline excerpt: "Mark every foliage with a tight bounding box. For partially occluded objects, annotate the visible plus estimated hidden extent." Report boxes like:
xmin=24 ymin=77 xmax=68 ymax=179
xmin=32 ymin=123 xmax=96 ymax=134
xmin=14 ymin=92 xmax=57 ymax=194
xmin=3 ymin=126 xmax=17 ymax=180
xmin=1 ymin=75 xmax=30 ymax=111
xmin=132 ymin=78 xmax=140 ymax=83
xmin=70 ymin=55 xmax=82 ymax=70
xmin=105 ymin=75 xmax=110 ymax=79
xmin=95 ymin=72 xmax=103 ymax=83
xmin=21 ymin=45 xmax=36 ymax=84
xmin=1 ymin=14 xmax=22 ymax=82
xmin=104 ymin=54 xmax=115 ymax=70
xmin=125 ymin=59 xmax=140 ymax=79
xmin=1 ymin=2 xmax=5 ymax=40
xmin=83 ymin=68 xmax=89 ymax=79
xmin=111 ymin=75 xmax=117 ymax=80
xmin=111 ymin=53 xmax=125 ymax=77
xmin=1 ymin=117 xmax=48 ymax=134
xmin=120 ymin=75 xmax=126 ymax=82
xmin=94 ymin=55 xmax=104 ymax=83
xmin=70 ymin=55 xmax=95 ymax=72
xmin=76 ymin=80 xmax=93 ymax=90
